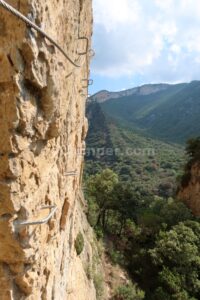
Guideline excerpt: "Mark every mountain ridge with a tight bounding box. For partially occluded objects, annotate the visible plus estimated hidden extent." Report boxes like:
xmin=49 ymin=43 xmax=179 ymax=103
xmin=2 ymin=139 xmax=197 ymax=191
xmin=91 ymin=81 xmax=200 ymax=103
xmin=92 ymin=81 xmax=200 ymax=144
xmin=91 ymin=82 xmax=192 ymax=103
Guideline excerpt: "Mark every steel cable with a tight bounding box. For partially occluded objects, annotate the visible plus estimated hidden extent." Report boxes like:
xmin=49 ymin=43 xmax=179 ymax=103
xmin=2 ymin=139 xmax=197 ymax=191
xmin=0 ymin=0 xmax=82 ymax=67
xmin=15 ymin=205 xmax=58 ymax=226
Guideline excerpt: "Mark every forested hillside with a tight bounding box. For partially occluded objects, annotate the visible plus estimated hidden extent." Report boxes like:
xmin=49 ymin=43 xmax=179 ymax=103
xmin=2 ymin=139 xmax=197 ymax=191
xmin=86 ymin=101 xmax=184 ymax=197
xmin=96 ymin=81 xmax=200 ymax=144
xmin=85 ymin=91 xmax=200 ymax=300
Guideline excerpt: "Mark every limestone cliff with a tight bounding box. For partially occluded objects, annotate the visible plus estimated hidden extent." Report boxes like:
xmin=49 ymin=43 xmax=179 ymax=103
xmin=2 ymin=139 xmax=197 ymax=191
xmin=178 ymin=162 xmax=200 ymax=216
xmin=0 ymin=0 xmax=99 ymax=299
xmin=91 ymin=84 xmax=170 ymax=103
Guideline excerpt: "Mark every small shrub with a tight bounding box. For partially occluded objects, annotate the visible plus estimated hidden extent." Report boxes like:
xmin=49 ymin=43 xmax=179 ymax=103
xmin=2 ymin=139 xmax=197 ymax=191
xmin=108 ymin=248 xmax=124 ymax=265
xmin=84 ymin=263 xmax=93 ymax=280
xmin=93 ymin=273 xmax=104 ymax=299
xmin=96 ymin=239 xmax=104 ymax=257
xmin=113 ymin=284 xmax=145 ymax=300
xmin=87 ymin=198 xmax=99 ymax=227
xmin=75 ymin=232 xmax=84 ymax=255
xmin=95 ymin=227 xmax=104 ymax=240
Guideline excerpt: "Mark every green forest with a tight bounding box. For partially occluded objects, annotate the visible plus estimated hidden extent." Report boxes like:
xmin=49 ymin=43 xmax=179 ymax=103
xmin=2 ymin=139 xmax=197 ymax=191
xmin=84 ymin=99 xmax=200 ymax=300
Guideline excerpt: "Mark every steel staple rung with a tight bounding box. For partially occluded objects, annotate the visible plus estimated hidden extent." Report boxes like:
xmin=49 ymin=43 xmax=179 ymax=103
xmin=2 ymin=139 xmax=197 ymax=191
xmin=0 ymin=0 xmax=88 ymax=67
xmin=64 ymin=172 xmax=78 ymax=176
xmin=88 ymin=79 xmax=93 ymax=86
xmin=82 ymin=79 xmax=93 ymax=85
xmin=81 ymin=93 xmax=91 ymax=98
xmin=77 ymin=37 xmax=89 ymax=55
xmin=16 ymin=205 xmax=57 ymax=226
xmin=88 ymin=49 xmax=95 ymax=58
xmin=82 ymin=79 xmax=93 ymax=88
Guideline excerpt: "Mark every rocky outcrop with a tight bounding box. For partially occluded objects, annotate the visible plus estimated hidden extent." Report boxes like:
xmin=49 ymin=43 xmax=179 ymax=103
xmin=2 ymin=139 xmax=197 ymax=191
xmin=91 ymin=84 xmax=170 ymax=103
xmin=178 ymin=163 xmax=200 ymax=216
xmin=0 ymin=0 xmax=98 ymax=299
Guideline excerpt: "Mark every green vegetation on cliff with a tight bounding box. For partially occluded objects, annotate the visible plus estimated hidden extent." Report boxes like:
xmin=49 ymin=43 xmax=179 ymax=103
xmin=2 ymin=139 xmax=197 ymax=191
xmin=84 ymin=97 xmax=200 ymax=300
xmin=85 ymin=169 xmax=199 ymax=300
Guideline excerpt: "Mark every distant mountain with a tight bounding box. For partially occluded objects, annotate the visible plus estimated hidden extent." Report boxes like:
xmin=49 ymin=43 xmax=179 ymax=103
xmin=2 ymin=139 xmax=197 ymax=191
xmin=91 ymin=83 xmax=170 ymax=103
xmin=91 ymin=81 xmax=200 ymax=144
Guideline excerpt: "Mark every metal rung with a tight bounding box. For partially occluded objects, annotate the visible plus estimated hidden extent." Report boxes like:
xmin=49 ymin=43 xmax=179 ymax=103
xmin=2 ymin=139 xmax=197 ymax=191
xmin=16 ymin=205 xmax=57 ymax=226
xmin=88 ymin=80 xmax=93 ymax=86
xmin=82 ymin=79 xmax=93 ymax=89
xmin=82 ymin=79 xmax=93 ymax=86
xmin=81 ymin=93 xmax=91 ymax=98
xmin=88 ymin=49 xmax=95 ymax=58
xmin=64 ymin=171 xmax=78 ymax=176
xmin=77 ymin=37 xmax=89 ymax=55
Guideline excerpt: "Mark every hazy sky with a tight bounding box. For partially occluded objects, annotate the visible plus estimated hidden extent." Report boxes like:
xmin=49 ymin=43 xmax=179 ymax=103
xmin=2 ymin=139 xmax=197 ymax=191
xmin=90 ymin=0 xmax=200 ymax=94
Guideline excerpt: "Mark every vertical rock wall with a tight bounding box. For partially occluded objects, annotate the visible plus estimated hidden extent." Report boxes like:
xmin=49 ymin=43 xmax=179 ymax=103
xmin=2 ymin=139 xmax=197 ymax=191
xmin=0 ymin=0 xmax=95 ymax=299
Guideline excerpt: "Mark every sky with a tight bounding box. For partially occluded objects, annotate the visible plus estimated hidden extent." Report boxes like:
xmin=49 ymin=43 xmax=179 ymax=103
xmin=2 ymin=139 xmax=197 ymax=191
xmin=90 ymin=0 xmax=200 ymax=94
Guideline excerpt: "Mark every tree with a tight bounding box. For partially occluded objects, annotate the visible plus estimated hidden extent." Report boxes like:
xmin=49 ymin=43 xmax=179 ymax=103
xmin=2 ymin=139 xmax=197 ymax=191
xmin=86 ymin=169 xmax=118 ymax=229
xmin=110 ymin=183 xmax=141 ymax=234
xmin=86 ymin=169 xmax=143 ymax=235
xmin=158 ymin=181 xmax=174 ymax=198
xmin=186 ymin=137 xmax=200 ymax=163
xmin=159 ymin=200 xmax=193 ymax=228
xmin=150 ymin=221 xmax=200 ymax=300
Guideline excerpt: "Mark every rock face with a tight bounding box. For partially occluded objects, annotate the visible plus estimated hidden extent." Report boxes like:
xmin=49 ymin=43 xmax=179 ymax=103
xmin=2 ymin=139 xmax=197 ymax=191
xmin=178 ymin=163 xmax=200 ymax=216
xmin=0 ymin=0 xmax=96 ymax=299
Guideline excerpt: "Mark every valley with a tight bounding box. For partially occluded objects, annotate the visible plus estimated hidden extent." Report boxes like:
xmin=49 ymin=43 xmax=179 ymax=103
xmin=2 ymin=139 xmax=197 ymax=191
xmin=84 ymin=83 xmax=200 ymax=300
xmin=96 ymin=81 xmax=200 ymax=144
xmin=85 ymin=101 xmax=185 ymax=197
